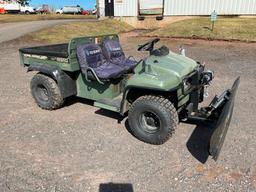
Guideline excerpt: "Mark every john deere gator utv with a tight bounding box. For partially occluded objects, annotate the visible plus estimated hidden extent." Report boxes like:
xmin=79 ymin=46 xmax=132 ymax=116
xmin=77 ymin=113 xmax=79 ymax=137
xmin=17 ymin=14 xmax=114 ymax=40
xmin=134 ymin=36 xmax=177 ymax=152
xmin=19 ymin=34 xmax=240 ymax=160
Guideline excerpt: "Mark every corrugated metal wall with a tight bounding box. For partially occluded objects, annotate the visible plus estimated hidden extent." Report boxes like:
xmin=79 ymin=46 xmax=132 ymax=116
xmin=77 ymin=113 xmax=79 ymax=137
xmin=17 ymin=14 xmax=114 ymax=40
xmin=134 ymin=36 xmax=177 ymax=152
xmin=164 ymin=0 xmax=256 ymax=15
xmin=98 ymin=0 xmax=105 ymax=17
xmin=114 ymin=0 xmax=137 ymax=16
xmin=107 ymin=0 xmax=256 ymax=17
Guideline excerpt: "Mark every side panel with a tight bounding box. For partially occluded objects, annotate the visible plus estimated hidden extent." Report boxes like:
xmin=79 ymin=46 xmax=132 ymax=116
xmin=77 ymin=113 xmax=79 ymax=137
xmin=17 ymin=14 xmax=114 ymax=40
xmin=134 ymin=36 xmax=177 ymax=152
xmin=23 ymin=56 xmax=79 ymax=72
xmin=19 ymin=52 xmax=25 ymax=66
xmin=76 ymin=74 xmax=122 ymax=101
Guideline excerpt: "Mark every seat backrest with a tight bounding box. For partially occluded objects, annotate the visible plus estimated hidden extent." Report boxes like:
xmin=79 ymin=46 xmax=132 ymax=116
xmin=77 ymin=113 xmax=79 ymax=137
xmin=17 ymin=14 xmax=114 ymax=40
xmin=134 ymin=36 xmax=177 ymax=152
xmin=77 ymin=43 xmax=103 ymax=72
xmin=102 ymin=38 xmax=125 ymax=61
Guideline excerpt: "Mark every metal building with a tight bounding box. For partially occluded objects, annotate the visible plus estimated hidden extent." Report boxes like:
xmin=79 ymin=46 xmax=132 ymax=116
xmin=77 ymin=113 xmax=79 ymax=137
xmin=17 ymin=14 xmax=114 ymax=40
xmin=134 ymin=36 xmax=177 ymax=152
xmin=97 ymin=0 xmax=256 ymax=18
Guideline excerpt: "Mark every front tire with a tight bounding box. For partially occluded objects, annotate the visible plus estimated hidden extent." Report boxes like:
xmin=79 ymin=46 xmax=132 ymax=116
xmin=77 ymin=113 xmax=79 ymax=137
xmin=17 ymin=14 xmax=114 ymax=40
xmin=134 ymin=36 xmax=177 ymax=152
xmin=128 ymin=95 xmax=178 ymax=145
xmin=30 ymin=73 xmax=64 ymax=110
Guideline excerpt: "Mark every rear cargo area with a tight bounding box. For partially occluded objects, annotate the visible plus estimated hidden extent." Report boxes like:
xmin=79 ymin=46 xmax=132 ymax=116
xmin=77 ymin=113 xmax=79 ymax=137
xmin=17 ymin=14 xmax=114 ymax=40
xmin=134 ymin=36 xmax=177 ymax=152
xmin=19 ymin=43 xmax=69 ymax=58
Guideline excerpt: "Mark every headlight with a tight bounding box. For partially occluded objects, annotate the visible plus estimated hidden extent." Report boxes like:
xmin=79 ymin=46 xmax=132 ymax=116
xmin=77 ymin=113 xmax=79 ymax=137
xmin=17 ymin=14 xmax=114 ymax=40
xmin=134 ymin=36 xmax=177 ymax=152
xmin=182 ymin=77 xmax=192 ymax=94
xmin=201 ymin=70 xmax=214 ymax=85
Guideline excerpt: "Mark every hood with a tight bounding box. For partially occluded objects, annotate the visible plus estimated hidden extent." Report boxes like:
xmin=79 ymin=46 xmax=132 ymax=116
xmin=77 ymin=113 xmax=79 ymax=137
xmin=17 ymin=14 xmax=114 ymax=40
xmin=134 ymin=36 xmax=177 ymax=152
xmin=128 ymin=51 xmax=198 ymax=91
xmin=147 ymin=51 xmax=197 ymax=79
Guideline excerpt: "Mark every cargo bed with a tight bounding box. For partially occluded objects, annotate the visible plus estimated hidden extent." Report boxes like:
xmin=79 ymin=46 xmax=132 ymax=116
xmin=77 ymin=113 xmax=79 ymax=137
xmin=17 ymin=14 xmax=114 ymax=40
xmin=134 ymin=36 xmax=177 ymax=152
xmin=19 ymin=43 xmax=69 ymax=58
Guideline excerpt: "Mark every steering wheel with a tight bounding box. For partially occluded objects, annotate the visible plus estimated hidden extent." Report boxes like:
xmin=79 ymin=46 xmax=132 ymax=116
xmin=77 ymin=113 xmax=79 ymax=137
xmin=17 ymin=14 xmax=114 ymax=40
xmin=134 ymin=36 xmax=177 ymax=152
xmin=138 ymin=38 xmax=160 ymax=52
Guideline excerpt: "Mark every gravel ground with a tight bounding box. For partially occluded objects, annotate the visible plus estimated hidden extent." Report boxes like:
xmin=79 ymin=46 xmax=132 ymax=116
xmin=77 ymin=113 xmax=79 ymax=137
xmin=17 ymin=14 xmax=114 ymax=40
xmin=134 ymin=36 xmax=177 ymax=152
xmin=0 ymin=33 xmax=255 ymax=192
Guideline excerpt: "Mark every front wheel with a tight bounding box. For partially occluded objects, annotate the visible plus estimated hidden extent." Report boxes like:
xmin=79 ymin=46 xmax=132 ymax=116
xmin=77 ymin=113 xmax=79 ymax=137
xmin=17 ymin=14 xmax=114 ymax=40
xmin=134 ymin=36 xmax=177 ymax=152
xmin=30 ymin=73 xmax=64 ymax=110
xmin=128 ymin=95 xmax=178 ymax=145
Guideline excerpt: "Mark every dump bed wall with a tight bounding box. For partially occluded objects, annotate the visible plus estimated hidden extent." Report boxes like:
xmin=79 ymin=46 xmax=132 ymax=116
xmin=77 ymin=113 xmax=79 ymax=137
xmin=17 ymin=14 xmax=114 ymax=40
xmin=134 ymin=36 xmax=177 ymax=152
xmin=19 ymin=43 xmax=79 ymax=72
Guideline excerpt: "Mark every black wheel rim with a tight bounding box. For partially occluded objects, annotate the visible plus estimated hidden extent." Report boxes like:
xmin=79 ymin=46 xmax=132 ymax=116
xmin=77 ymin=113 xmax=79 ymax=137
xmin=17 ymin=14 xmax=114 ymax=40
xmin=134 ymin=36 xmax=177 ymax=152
xmin=139 ymin=111 xmax=161 ymax=133
xmin=35 ymin=84 xmax=49 ymax=102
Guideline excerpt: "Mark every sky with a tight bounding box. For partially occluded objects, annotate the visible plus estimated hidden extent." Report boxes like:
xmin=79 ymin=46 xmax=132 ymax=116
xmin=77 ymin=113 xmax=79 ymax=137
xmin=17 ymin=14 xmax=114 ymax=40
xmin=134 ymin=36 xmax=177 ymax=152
xmin=30 ymin=0 xmax=96 ymax=10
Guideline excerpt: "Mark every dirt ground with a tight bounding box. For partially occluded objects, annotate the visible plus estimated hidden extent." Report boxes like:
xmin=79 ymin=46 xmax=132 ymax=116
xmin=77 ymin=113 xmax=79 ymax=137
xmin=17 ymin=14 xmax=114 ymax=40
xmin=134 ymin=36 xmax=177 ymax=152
xmin=0 ymin=33 xmax=255 ymax=192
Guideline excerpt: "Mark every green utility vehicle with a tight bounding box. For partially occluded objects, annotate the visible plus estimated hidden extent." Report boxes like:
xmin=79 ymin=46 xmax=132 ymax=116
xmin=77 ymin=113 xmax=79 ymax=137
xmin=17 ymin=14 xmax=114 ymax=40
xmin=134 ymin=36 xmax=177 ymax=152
xmin=19 ymin=34 xmax=239 ymax=160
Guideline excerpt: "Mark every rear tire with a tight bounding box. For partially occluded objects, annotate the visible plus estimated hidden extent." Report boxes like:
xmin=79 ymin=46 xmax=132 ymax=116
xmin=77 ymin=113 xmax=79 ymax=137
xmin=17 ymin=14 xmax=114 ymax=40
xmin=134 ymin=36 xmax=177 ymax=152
xmin=30 ymin=73 xmax=64 ymax=110
xmin=128 ymin=95 xmax=178 ymax=145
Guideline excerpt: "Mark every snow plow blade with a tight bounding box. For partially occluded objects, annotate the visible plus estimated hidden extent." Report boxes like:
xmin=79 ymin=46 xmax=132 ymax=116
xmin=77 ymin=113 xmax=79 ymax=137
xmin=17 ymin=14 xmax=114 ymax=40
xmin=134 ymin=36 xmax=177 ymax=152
xmin=209 ymin=77 xmax=240 ymax=161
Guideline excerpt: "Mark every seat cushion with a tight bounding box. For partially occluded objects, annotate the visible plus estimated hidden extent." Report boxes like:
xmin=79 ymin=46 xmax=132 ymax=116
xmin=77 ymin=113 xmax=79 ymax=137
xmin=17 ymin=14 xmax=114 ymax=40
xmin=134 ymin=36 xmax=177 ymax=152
xmin=94 ymin=62 xmax=125 ymax=79
xmin=121 ymin=58 xmax=138 ymax=71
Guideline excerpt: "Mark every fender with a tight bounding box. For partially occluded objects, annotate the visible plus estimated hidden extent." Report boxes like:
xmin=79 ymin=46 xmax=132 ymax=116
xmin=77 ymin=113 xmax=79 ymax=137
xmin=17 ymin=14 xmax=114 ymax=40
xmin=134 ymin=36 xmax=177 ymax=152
xmin=28 ymin=64 xmax=77 ymax=98
xmin=120 ymin=85 xmax=179 ymax=115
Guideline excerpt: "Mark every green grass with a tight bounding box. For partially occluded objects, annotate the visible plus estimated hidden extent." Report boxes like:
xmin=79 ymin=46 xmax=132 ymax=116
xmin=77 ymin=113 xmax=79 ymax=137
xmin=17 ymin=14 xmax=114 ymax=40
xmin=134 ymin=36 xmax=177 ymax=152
xmin=28 ymin=19 xmax=134 ymax=43
xmin=0 ymin=14 xmax=95 ymax=23
xmin=145 ymin=17 xmax=256 ymax=42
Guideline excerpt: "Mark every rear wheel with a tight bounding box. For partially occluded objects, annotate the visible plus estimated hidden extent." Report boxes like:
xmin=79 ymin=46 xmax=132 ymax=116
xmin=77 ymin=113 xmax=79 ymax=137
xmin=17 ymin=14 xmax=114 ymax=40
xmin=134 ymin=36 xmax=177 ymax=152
xmin=30 ymin=73 xmax=64 ymax=110
xmin=128 ymin=95 xmax=178 ymax=145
